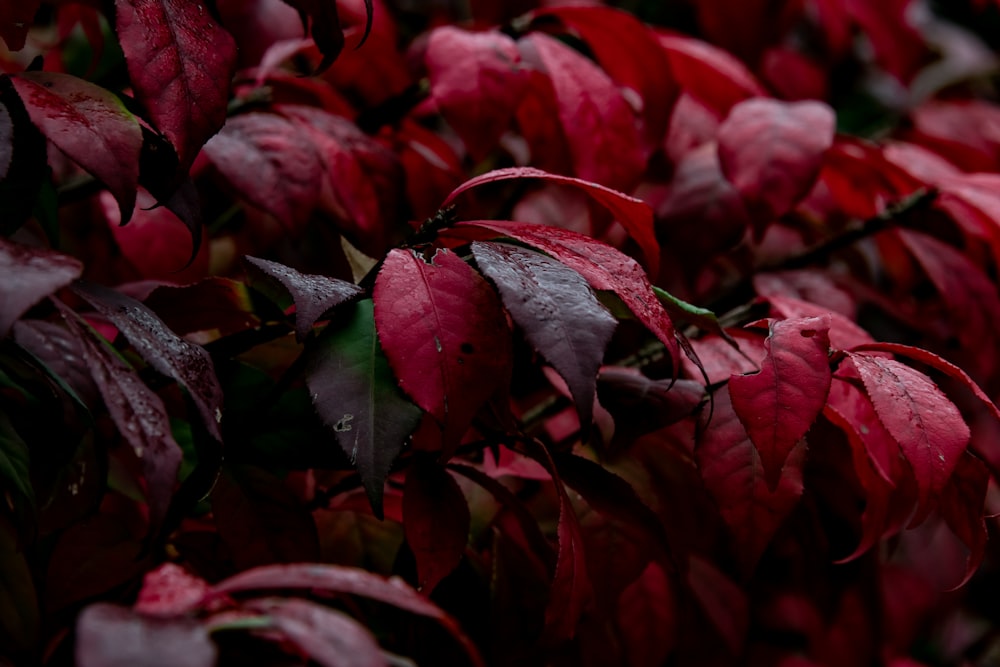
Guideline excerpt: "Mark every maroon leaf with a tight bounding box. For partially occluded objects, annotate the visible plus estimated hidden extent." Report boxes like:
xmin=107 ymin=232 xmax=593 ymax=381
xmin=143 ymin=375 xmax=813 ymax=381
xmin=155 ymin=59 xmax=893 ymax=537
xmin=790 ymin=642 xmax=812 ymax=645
xmin=826 ymin=372 xmax=902 ymax=486
xmin=443 ymin=166 xmax=660 ymax=276
xmin=939 ymin=452 xmax=989 ymax=589
xmin=597 ymin=371 xmax=704 ymax=442
xmin=424 ymin=27 xmax=526 ymax=161
xmin=614 ymin=562 xmax=676 ymax=667
xmin=728 ymin=316 xmax=832 ymax=489
xmin=373 ymin=248 xmax=511 ymax=454
xmin=471 ymin=241 xmax=617 ymax=427
xmin=522 ymin=33 xmax=645 ymax=194
xmin=685 ymin=554 xmax=748 ymax=655
xmin=451 ymin=221 xmax=677 ymax=364
xmin=134 ymin=564 xmax=210 ymax=617
xmin=115 ymin=0 xmax=237 ymax=169
xmin=403 ymin=460 xmax=470 ymax=593
xmin=0 ymin=239 xmax=82 ymax=337
xmin=247 ymin=597 xmax=385 ymax=667
xmin=717 ymin=98 xmax=836 ymax=226
xmin=0 ymin=1 xmax=40 ymax=51
xmin=9 ymin=71 xmax=142 ymax=221
xmin=202 ymin=111 xmax=322 ymax=232
xmin=281 ymin=0 xmax=372 ymax=72
xmin=0 ymin=101 xmax=11 ymax=179
xmin=657 ymin=33 xmax=766 ymax=115
xmin=697 ymin=389 xmax=805 ymax=574
xmin=73 ymin=282 xmax=224 ymax=443
xmin=246 ymin=256 xmax=362 ymax=341
xmin=76 ymin=604 xmax=216 ymax=667
xmin=848 ymin=352 xmax=971 ymax=511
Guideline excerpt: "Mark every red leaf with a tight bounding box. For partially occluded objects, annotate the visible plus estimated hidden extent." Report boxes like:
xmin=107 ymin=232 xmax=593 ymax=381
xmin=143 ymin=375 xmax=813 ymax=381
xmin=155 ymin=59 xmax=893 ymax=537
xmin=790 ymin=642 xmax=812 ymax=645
xmin=247 ymin=597 xmax=385 ymax=667
xmin=939 ymin=452 xmax=989 ymax=589
xmin=521 ymin=33 xmax=645 ymax=194
xmin=472 ymin=241 xmax=617 ymax=427
xmin=450 ymin=221 xmax=676 ymax=362
xmin=697 ymin=389 xmax=805 ymax=574
xmin=424 ymin=27 xmax=526 ymax=162
xmin=657 ymin=33 xmax=766 ymax=115
xmin=0 ymin=1 xmax=40 ymax=51
xmin=134 ymin=564 xmax=210 ymax=617
xmin=74 ymin=282 xmax=224 ymax=443
xmin=116 ymin=0 xmax=237 ymax=169
xmin=728 ymin=316 xmax=832 ymax=489
xmin=765 ymin=294 xmax=873 ymax=351
xmin=444 ymin=167 xmax=660 ymax=277
xmin=245 ymin=256 xmax=362 ymax=342
xmin=848 ymin=352 xmax=970 ymax=511
xmin=9 ymin=71 xmax=142 ymax=221
xmin=76 ymin=604 xmax=216 ymax=667
xmin=685 ymin=554 xmax=748 ymax=655
xmin=403 ymin=460 xmax=470 ymax=593
xmin=281 ymin=0 xmax=372 ymax=71
xmin=717 ymin=98 xmax=836 ymax=226
xmin=614 ymin=562 xmax=676 ymax=667
xmin=0 ymin=238 xmax=82 ymax=337
xmin=827 ymin=372 xmax=902 ymax=486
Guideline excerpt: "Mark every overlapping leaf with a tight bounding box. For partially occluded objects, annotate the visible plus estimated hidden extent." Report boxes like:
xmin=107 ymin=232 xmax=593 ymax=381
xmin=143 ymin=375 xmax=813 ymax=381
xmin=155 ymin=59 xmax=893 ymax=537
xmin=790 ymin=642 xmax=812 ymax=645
xmin=0 ymin=239 xmax=82 ymax=337
xmin=281 ymin=0 xmax=373 ymax=71
xmin=472 ymin=241 xmax=616 ymax=427
xmin=76 ymin=604 xmax=215 ymax=667
xmin=403 ymin=460 xmax=470 ymax=593
xmin=657 ymin=34 xmax=766 ymax=115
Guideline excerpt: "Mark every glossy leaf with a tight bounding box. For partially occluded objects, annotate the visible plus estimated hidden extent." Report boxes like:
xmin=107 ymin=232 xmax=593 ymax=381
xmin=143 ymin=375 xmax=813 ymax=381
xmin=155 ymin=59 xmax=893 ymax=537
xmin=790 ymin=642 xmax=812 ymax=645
xmin=728 ymin=316 xmax=831 ymax=489
xmin=373 ymin=248 xmax=511 ymax=454
xmin=305 ymin=299 xmax=423 ymax=517
xmin=472 ymin=241 xmax=616 ymax=427
xmin=443 ymin=166 xmax=660 ymax=276
xmin=116 ymin=0 xmax=237 ymax=169
xmin=246 ymin=255 xmax=362 ymax=341
xmin=75 ymin=604 xmax=216 ymax=667
xmin=9 ymin=71 xmax=142 ymax=221
xmin=0 ymin=238 xmax=82 ymax=337
xmin=74 ymin=282 xmax=224 ymax=443
xmin=403 ymin=460 xmax=470 ymax=593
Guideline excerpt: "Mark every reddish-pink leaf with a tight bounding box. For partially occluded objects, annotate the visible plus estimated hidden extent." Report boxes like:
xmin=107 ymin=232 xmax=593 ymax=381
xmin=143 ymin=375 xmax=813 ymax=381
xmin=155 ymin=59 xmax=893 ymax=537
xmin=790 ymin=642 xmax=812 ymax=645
xmin=848 ymin=352 xmax=970 ymax=511
xmin=245 ymin=256 xmax=362 ymax=341
xmin=614 ymin=562 xmax=676 ymax=667
xmin=0 ymin=1 xmax=39 ymax=51
xmin=938 ymin=452 xmax=989 ymax=589
xmin=76 ymin=604 xmax=215 ymax=667
xmin=766 ymin=294 xmax=873 ymax=351
xmin=403 ymin=461 xmax=470 ymax=593
xmin=451 ymin=221 xmax=676 ymax=362
xmin=246 ymin=597 xmax=385 ymax=667
xmin=0 ymin=238 xmax=82 ymax=337
xmin=521 ymin=33 xmax=645 ymax=194
xmin=697 ymin=389 xmax=805 ymax=574
xmin=134 ymin=564 xmax=210 ymax=617
xmin=74 ymin=282 xmax=224 ymax=443
xmin=115 ymin=0 xmax=237 ymax=169
xmin=202 ymin=112 xmax=322 ymax=232
xmin=373 ymin=248 xmax=511 ymax=454
xmin=9 ymin=71 xmax=141 ymax=221
xmin=717 ymin=98 xmax=836 ymax=226
xmin=444 ymin=166 xmax=660 ymax=276
xmin=424 ymin=27 xmax=526 ymax=162
xmin=728 ymin=316 xmax=832 ymax=489
xmin=827 ymin=370 xmax=901 ymax=486
xmin=657 ymin=33 xmax=766 ymax=115
xmin=471 ymin=241 xmax=616 ymax=427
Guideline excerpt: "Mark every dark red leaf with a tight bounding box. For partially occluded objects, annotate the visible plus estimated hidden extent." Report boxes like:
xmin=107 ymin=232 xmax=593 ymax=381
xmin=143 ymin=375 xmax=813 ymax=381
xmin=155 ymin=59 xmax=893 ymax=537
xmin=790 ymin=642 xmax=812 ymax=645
xmin=142 ymin=278 xmax=259 ymax=338
xmin=597 ymin=371 xmax=704 ymax=442
xmin=728 ymin=316 xmax=832 ymax=489
xmin=0 ymin=101 xmax=12 ymax=179
xmin=9 ymin=71 xmax=142 ymax=221
xmin=116 ymin=0 xmax=237 ymax=169
xmin=0 ymin=513 xmax=39 ymax=654
xmin=75 ymin=604 xmax=216 ymax=667
xmin=304 ymin=300 xmax=423 ymax=518
xmin=848 ymin=352 xmax=970 ymax=511
xmin=939 ymin=452 xmax=989 ymax=589
xmin=202 ymin=111 xmax=322 ymax=232
xmin=451 ymin=221 xmax=677 ymax=363
xmin=685 ymin=554 xmax=748 ymax=655
xmin=614 ymin=562 xmax=676 ymax=667
xmin=424 ymin=27 xmax=526 ymax=162
xmin=698 ymin=389 xmax=805 ymax=574
xmin=717 ymin=98 xmax=836 ymax=226
xmin=281 ymin=0 xmax=372 ymax=72
xmin=247 ymin=597 xmax=385 ymax=667
xmin=74 ymin=282 xmax=224 ymax=443
xmin=827 ymin=371 xmax=902 ymax=487
xmin=766 ymin=294 xmax=873 ymax=351
xmin=444 ymin=166 xmax=660 ymax=276
xmin=403 ymin=460 xmax=470 ymax=593
xmin=657 ymin=33 xmax=766 ymax=115
xmin=472 ymin=241 xmax=616 ymax=427
xmin=373 ymin=248 xmax=511 ymax=454
xmin=246 ymin=256 xmax=362 ymax=342
xmin=0 ymin=1 xmax=40 ymax=51
xmin=0 ymin=238 xmax=82 ymax=337
xmin=684 ymin=329 xmax=764 ymax=385
xmin=134 ymin=564 xmax=210 ymax=617
xmin=522 ymin=33 xmax=645 ymax=194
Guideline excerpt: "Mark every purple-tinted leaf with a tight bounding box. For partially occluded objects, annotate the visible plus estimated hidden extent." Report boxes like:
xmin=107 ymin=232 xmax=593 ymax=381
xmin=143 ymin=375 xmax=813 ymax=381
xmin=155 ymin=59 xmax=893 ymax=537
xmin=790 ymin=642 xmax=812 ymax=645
xmin=75 ymin=603 xmax=216 ymax=667
xmin=304 ymin=299 xmax=422 ymax=518
xmin=13 ymin=319 xmax=98 ymax=404
xmin=0 ymin=101 xmax=11 ymax=179
xmin=57 ymin=303 xmax=182 ymax=530
xmin=728 ymin=316 xmax=831 ymax=489
xmin=9 ymin=71 xmax=141 ymax=221
xmin=246 ymin=256 xmax=362 ymax=341
xmin=247 ymin=598 xmax=385 ymax=667
xmin=281 ymin=0 xmax=373 ymax=72
xmin=73 ymin=282 xmax=223 ymax=443
xmin=116 ymin=0 xmax=237 ymax=169
xmin=374 ymin=248 xmax=512 ymax=454
xmin=0 ymin=238 xmax=82 ymax=337
xmin=597 ymin=370 xmax=704 ymax=442
xmin=472 ymin=241 xmax=616 ymax=427
xmin=403 ymin=460 xmax=470 ymax=594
